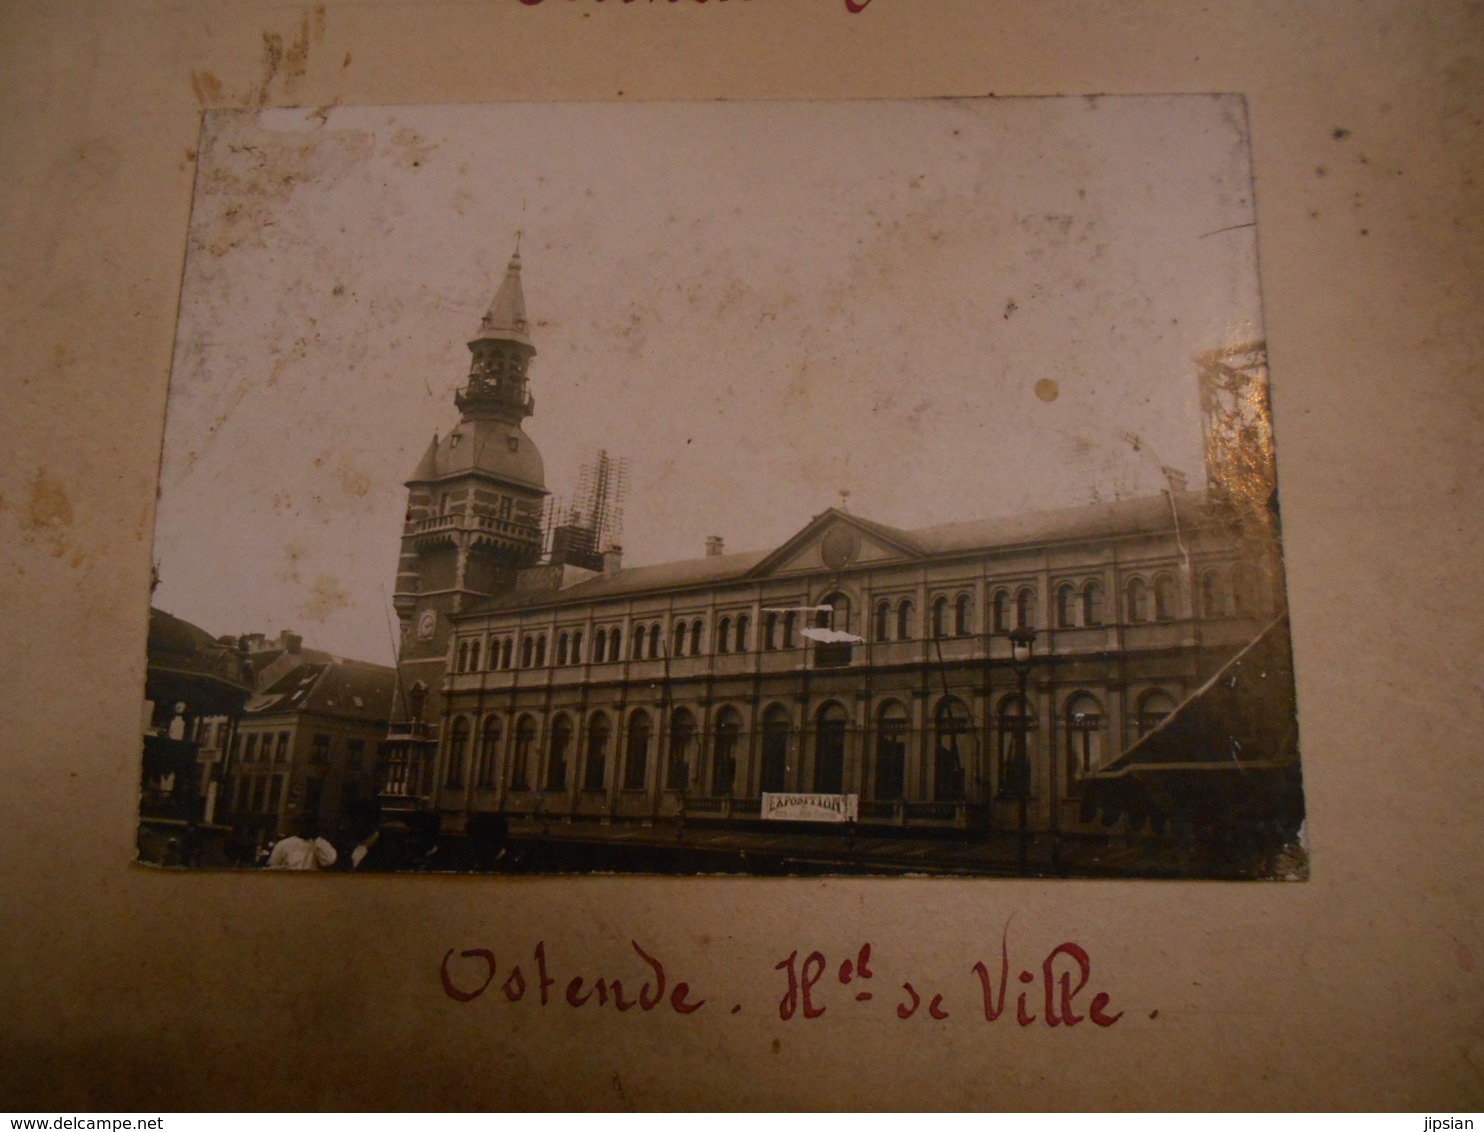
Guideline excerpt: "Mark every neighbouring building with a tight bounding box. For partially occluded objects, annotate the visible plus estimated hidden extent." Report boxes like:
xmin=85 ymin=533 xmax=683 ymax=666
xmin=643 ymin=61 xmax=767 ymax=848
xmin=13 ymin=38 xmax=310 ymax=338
xmin=217 ymin=638 xmax=398 ymax=851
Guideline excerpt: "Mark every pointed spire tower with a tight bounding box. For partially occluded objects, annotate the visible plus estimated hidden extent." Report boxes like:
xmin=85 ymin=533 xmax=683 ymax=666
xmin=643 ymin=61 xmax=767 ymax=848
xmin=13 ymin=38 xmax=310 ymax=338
xmin=392 ymin=244 xmax=549 ymax=674
xmin=457 ymin=247 xmax=537 ymax=422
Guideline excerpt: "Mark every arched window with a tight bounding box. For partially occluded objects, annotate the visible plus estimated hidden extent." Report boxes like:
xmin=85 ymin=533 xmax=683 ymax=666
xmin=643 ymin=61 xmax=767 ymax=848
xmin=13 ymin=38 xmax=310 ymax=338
xmin=934 ymin=697 xmax=970 ymax=801
xmin=511 ymin=715 xmax=536 ymax=791
xmin=1153 ymin=575 xmax=1177 ymax=622
xmin=545 ymin=714 xmax=572 ymax=791
xmin=1231 ymin=563 xmax=1258 ymax=616
xmin=632 ymin=628 xmax=646 ymax=661
xmin=1015 ymin=587 xmax=1035 ymax=629
xmin=1126 ymin=578 xmax=1148 ymax=623
xmin=735 ymin=615 xmax=749 ymax=653
xmin=955 ymin=593 xmax=972 ymax=636
xmin=469 ymin=640 xmax=481 ymax=671
xmin=501 ymin=639 xmax=513 ymax=669
xmin=997 ymin=694 xmax=1037 ymax=799
xmin=556 ymin=633 xmax=570 ymax=666
xmin=717 ymin=617 xmax=732 ymax=654
xmin=814 ymin=702 xmax=848 ymax=794
xmin=583 ymin=713 xmax=610 ymax=792
xmin=783 ymin=611 xmax=797 ymax=648
xmin=571 ymin=631 xmax=583 ymax=664
xmin=820 ymin=592 xmax=850 ymax=633
xmin=1136 ymin=690 xmax=1177 ymax=737
xmin=764 ymin=612 xmax=779 ymax=650
xmin=673 ymin=620 xmax=687 ymax=658
xmin=623 ymin=711 xmax=651 ymax=791
xmin=667 ymin=708 xmax=696 ymax=791
xmin=874 ymin=700 xmax=909 ymax=801
xmin=760 ymin=705 xmax=791 ymax=794
xmin=931 ymin=596 xmax=949 ymax=639
xmin=534 ymin=635 xmax=547 ymax=667
xmin=456 ymin=641 xmax=469 ymax=673
xmin=711 ymin=707 xmax=742 ymax=797
xmin=1056 ymin=583 xmax=1077 ymax=629
xmin=896 ymin=599 xmax=914 ymax=641
xmin=594 ymin=628 xmax=608 ymax=663
xmin=444 ymin=716 xmax=470 ymax=789
xmin=609 ymin=628 xmax=622 ymax=663
xmin=1065 ymin=693 xmax=1105 ymax=784
xmin=477 ymin=716 xmax=502 ymax=790
xmin=648 ymin=623 xmax=661 ymax=659
xmin=520 ymin=637 xmax=534 ymax=668
xmin=1083 ymin=581 xmax=1104 ymax=627
xmin=691 ymin=618 xmax=705 ymax=656
xmin=992 ymin=590 xmax=1010 ymax=634
xmin=1200 ymin=571 xmax=1226 ymax=618
xmin=875 ymin=600 xmax=892 ymax=643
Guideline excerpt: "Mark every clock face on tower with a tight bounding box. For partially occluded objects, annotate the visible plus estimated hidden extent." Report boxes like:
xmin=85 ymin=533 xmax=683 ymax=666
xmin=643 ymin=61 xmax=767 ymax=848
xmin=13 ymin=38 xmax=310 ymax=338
xmin=417 ymin=609 xmax=437 ymax=640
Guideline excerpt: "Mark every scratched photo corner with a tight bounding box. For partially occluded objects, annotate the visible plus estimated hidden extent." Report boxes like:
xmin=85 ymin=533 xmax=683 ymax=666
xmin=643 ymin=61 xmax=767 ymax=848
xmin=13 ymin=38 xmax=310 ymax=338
xmin=137 ymin=94 xmax=1306 ymax=880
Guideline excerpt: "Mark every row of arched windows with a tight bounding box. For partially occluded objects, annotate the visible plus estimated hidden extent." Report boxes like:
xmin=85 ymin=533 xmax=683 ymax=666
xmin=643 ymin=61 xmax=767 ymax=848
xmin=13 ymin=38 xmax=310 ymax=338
xmin=450 ymin=565 xmax=1264 ymax=674
xmin=440 ymin=688 xmax=1182 ymax=802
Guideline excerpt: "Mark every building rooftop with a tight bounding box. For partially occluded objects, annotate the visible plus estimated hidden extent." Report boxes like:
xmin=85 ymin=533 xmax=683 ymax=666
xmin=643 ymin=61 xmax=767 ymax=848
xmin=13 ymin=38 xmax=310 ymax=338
xmin=465 ymin=490 xmax=1216 ymax=616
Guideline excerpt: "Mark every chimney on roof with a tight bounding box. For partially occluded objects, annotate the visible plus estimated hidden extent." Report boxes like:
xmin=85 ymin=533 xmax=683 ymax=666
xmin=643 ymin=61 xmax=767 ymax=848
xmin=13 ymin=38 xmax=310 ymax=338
xmin=283 ymin=632 xmax=302 ymax=654
xmin=705 ymin=535 xmax=725 ymax=558
xmin=602 ymin=545 xmax=623 ymax=576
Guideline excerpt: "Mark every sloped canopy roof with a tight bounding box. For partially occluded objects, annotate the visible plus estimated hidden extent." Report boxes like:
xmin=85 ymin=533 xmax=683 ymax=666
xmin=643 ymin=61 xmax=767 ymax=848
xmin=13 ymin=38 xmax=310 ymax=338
xmin=407 ymin=418 xmax=546 ymax=492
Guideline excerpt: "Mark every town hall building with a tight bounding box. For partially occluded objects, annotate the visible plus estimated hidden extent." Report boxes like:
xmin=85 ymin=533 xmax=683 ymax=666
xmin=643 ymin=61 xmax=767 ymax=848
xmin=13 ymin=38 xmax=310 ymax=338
xmin=378 ymin=250 xmax=1299 ymax=874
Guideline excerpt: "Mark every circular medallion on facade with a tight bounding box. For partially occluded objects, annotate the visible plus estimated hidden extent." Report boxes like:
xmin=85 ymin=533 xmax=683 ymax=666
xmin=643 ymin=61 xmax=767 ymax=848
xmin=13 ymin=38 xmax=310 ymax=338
xmin=820 ymin=526 xmax=860 ymax=570
xmin=417 ymin=608 xmax=437 ymax=640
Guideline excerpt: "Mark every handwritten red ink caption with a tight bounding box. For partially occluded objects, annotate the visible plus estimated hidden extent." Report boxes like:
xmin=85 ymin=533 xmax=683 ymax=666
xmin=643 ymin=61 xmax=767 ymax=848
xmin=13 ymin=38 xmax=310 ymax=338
xmin=519 ymin=0 xmax=877 ymax=14
xmin=441 ymin=927 xmax=1127 ymax=1027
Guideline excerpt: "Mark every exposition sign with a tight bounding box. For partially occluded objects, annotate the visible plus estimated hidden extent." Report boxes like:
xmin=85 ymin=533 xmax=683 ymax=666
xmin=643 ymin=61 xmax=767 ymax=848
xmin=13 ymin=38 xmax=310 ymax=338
xmin=762 ymin=793 xmax=859 ymax=823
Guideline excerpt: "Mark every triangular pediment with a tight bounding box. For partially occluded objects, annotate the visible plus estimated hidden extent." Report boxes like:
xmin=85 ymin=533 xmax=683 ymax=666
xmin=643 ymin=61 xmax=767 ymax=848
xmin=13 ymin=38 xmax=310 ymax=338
xmin=745 ymin=509 xmax=926 ymax=579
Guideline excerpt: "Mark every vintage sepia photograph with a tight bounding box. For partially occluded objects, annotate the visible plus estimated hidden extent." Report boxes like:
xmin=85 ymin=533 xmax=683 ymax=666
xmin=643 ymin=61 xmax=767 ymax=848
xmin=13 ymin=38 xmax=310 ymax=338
xmin=138 ymin=96 xmax=1304 ymax=879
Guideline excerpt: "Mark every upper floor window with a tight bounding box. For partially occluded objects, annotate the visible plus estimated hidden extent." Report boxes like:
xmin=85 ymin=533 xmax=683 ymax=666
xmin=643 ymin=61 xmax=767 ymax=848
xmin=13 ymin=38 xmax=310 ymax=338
xmin=954 ymin=593 xmax=972 ymax=636
xmin=673 ymin=620 xmax=687 ymax=658
xmin=1231 ymin=563 xmax=1258 ymax=617
xmin=1056 ymin=583 xmax=1077 ymax=629
xmin=609 ymin=628 xmax=622 ymax=663
xmin=521 ymin=637 xmax=534 ymax=668
xmin=1083 ymin=580 xmax=1104 ymax=626
xmin=764 ymin=612 xmax=779 ymax=651
xmin=571 ymin=630 xmax=583 ymax=664
xmin=1126 ymin=578 xmax=1148 ymax=624
xmin=875 ymin=600 xmax=891 ymax=643
xmin=534 ymin=635 xmax=547 ymax=667
xmin=717 ymin=617 xmax=732 ymax=654
xmin=556 ymin=633 xmax=570 ymax=666
xmin=931 ymin=596 xmax=949 ymax=639
xmin=734 ymin=615 xmax=749 ymax=653
xmin=594 ymin=628 xmax=608 ymax=662
xmin=992 ymin=590 xmax=1010 ymax=634
xmin=690 ymin=619 xmax=705 ymax=656
xmin=1200 ymin=571 xmax=1227 ymax=619
xmin=896 ymin=599 xmax=914 ymax=641
xmin=1015 ymin=587 xmax=1035 ymax=629
xmin=1153 ymin=575 xmax=1177 ymax=622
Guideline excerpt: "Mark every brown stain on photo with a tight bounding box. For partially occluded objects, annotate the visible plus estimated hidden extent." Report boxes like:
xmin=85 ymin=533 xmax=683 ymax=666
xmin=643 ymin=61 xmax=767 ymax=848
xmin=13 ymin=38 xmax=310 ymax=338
xmin=20 ymin=469 xmax=73 ymax=558
xmin=189 ymin=70 xmax=224 ymax=106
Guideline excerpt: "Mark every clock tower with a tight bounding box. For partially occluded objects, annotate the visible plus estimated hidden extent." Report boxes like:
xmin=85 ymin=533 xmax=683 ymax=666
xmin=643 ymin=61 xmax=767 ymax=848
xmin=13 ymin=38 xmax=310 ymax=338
xmin=391 ymin=248 xmax=549 ymax=707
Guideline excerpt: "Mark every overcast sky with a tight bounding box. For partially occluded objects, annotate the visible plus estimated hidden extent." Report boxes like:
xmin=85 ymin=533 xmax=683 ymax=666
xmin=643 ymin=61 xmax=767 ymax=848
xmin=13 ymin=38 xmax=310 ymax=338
xmin=152 ymin=95 xmax=1264 ymax=664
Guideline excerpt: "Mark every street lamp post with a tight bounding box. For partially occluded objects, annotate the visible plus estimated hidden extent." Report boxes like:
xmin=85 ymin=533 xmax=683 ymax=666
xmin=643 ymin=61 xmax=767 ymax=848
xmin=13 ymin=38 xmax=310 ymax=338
xmin=1008 ymin=626 xmax=1037 ymax=876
